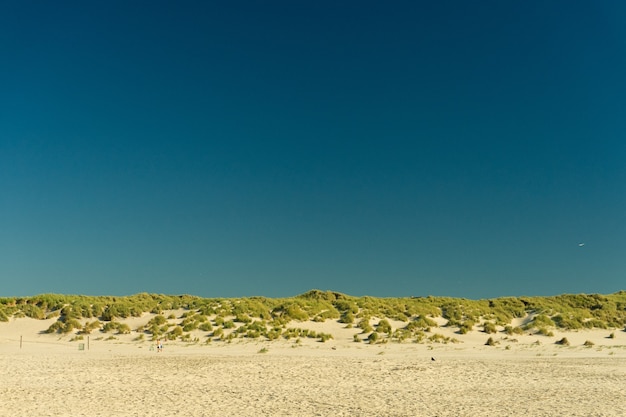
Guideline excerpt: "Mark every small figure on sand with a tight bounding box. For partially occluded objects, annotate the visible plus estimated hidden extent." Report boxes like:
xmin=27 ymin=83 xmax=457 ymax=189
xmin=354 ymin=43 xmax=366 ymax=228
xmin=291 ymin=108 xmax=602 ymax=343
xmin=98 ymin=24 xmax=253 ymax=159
xmin=156 ymin=339 xmax=163 ymax=353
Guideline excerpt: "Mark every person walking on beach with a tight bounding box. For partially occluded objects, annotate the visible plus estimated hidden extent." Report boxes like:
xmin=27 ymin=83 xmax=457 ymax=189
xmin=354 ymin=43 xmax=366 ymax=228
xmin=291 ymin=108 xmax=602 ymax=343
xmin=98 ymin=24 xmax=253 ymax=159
xmin=156 ymin=338 xmax=162 ymax=353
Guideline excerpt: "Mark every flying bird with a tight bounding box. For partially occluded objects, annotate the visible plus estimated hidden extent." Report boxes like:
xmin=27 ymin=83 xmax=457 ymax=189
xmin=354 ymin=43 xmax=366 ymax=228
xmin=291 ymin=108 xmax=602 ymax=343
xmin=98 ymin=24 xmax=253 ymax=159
xmin=578 ymin=243 xmax=585 ymax=247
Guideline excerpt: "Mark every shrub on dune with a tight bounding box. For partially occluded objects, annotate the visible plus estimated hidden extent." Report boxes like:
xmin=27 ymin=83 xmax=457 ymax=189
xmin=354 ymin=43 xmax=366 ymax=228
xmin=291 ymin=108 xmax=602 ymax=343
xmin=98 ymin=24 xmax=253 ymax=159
xmin=116 ymin=323 xmax=131 ymax=334
xmin=458 ymin=320 xmax=474 ymax=334
xmin=266 ymin=328 xmax=282 ymax=340
xmin=482 ymin=322 xmax=497 ymax=334
xmin=536 ymin=327 xmax=554 ymax=337
xmin=503 ymin=325 xmax=523 ymax=336
xmin=62 ymin=318 xmax=82 ymax=334
xmin=80 ymin=321 xmax=101 ymax=334
xmin=358 ymin=317 xmax=373 ymax=333
xmin=429 ymin=333 xmax=452 ymax=344
xmin=318 ymin=333 xmax=333 ymax=342
xmin=376 ymin=319 xmax=392 ymax=335
xmin=167 ymin=325 xmax=183 ymax=340
xmin=199 ymin=322 xmax=213 ymax=332
xmin=555 ymin=337 xmax=570 ymax=346
xmin=21 ymin=304 xmax=45 ymax=320
xmin=45 ymin=321 xmax=64 ymax=333
xmin=339 ymin=311 xmax=355 ymax=324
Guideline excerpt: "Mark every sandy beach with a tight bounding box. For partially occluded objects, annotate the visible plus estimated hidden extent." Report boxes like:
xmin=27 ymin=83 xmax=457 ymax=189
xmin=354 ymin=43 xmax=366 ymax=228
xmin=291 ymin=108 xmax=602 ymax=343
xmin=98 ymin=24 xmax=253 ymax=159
xmin=1 ymin=315 xmax=625 ymax=417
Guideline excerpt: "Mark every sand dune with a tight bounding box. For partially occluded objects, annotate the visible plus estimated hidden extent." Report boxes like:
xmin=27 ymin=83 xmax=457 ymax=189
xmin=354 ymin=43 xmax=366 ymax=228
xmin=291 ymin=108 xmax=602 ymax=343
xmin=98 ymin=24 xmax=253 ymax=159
xmin=1 ymin=315 xmax=625 ymax=416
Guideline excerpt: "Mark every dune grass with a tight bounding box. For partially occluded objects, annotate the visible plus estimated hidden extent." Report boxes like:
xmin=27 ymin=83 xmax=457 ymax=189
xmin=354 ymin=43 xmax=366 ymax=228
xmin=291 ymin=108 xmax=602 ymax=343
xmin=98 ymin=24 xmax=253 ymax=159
xmin=1 ymin=290 xmax=625 ymax=343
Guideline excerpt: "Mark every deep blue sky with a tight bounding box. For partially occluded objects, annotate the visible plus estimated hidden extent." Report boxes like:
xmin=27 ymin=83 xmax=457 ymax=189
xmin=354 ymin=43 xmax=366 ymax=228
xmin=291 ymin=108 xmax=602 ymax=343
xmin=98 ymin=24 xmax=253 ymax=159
xmin=1 ymin=1 xmax=625 ymax=298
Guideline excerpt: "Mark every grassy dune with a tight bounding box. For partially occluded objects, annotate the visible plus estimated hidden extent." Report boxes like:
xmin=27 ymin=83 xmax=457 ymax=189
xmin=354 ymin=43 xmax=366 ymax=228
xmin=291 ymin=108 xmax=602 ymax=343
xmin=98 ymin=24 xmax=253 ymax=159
xmin=1 ymin=290 xmax=625 ymax=344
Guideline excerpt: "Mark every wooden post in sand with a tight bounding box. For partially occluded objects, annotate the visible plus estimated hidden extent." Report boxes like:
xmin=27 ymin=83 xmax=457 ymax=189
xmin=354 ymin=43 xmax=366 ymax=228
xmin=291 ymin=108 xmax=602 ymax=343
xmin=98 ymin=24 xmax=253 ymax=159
xmin=20 ymin=335 xmax=22 ymax=349
xmin=87 ymin=336 xmax=90 ymax=351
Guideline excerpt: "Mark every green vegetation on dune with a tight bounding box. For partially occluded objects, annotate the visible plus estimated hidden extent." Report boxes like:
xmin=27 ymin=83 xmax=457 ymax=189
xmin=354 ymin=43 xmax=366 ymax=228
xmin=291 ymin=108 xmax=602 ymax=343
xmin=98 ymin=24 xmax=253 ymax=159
xmin=1 ymin=290 xmax=625 ymax=343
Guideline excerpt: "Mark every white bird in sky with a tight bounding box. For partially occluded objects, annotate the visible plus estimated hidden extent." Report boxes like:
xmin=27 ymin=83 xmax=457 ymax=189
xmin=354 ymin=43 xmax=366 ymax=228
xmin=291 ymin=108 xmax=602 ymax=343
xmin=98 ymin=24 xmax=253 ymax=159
xmin=578 ymin=243 xmax=585 ymax=247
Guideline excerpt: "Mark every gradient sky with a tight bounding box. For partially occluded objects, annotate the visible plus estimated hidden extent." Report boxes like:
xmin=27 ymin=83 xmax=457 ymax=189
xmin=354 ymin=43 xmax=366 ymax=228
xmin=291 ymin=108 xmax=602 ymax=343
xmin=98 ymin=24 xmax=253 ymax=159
xmin=1 ymin=1 xmax=625 ymax=298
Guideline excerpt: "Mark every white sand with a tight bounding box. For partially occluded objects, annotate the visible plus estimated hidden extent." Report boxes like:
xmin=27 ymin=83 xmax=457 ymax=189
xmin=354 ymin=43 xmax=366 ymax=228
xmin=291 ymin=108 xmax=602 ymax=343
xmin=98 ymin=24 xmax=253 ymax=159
xmin=1 ymin=316 xmax=625 ymax=416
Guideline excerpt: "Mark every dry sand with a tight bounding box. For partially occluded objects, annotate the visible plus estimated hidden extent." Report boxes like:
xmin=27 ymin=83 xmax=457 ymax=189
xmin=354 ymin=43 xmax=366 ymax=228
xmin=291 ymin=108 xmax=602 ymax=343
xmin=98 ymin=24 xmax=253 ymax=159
xmin=1 ymin=316 xmax=625 ymax=417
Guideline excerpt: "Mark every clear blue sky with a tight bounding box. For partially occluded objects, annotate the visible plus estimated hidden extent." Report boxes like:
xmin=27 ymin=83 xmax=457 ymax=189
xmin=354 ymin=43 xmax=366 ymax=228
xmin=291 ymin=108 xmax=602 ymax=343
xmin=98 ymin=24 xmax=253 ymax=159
xmin=1 ymin=1 xmax=624 ymax=298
